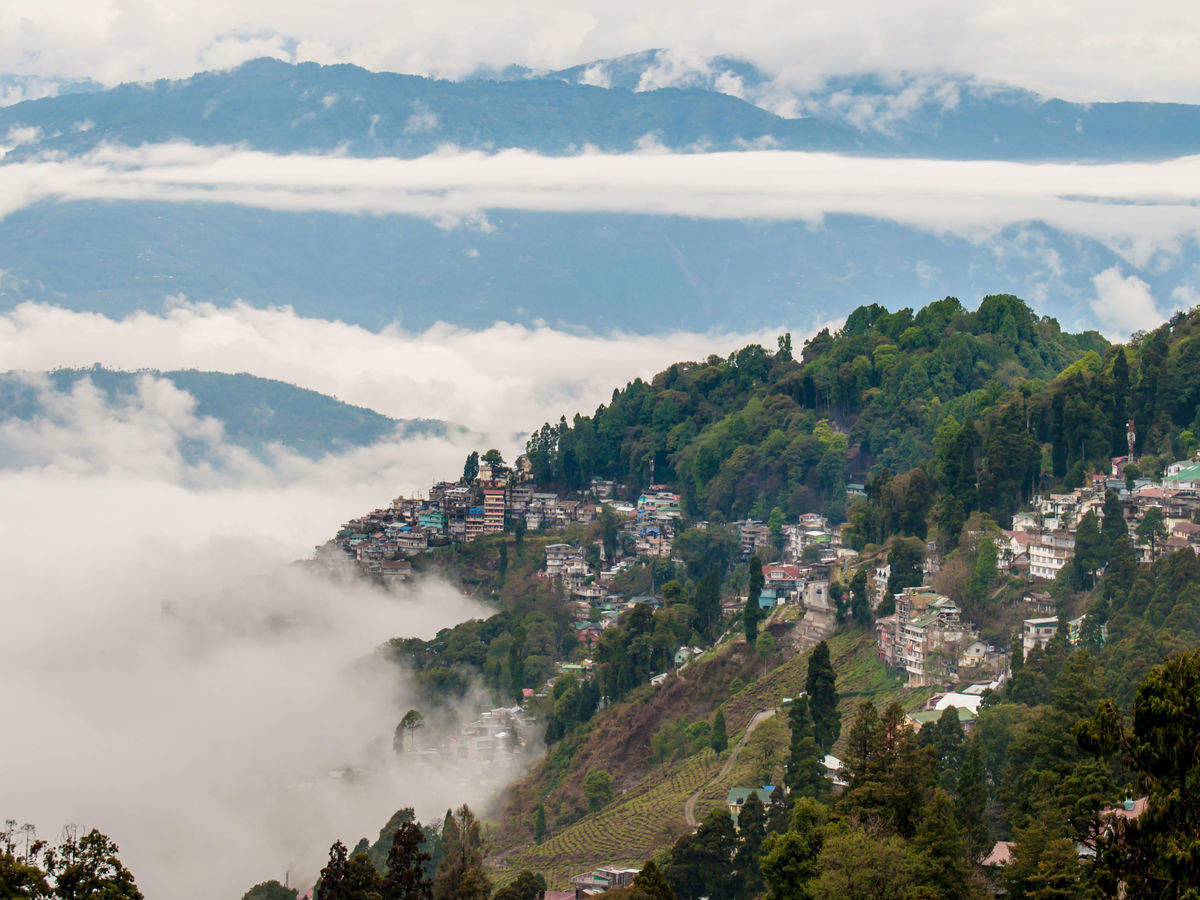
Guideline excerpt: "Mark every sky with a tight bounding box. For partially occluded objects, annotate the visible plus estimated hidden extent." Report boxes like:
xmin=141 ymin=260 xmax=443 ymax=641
xmin=1 ymin=0 xmax=1198 ymax=102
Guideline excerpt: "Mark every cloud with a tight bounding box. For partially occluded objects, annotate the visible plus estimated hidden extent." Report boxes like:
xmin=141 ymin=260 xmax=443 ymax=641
xmin=0 ymin=300 xmax=783 ymax=441
xmin=2 ymin=0 xmax=1200 ymax=105
xmin=2 ymin=143 xmax=1199 ymax=263
xmin=1089 ymin=265 xmax=1169 ymax=338
xmin=0 ymin=373 xmax=530 ymax=897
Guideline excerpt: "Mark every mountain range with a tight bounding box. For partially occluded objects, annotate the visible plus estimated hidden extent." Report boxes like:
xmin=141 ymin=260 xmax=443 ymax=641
xmin=1 ymin=52 xmax=1198 ymax=335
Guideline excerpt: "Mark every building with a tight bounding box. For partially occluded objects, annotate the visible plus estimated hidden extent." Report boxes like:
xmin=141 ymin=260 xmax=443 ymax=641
xmin=736 ymin=519 xmax=772 ymax=559
xmin=545 ymin=543 xmax=583 ymax=578
xmin=879 ymin=588 xmax=971 ymax=687
xmin=1021 ymin=616 xmax=1060 ymax=654
xmin=482 ymin=487 xmax=506 ymax=534
xmin=1029 ymin=530 xmax=1075 ymax=580
xmin=569 ymin=867 xmax=639 ymax=897
xmin=726 ymin=786 xmax=774 ymax=820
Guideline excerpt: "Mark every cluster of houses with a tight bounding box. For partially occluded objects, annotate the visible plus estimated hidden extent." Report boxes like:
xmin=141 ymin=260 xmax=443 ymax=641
xmin=1000 ymin=458 xmax=1200 ymax=581
xmin=317 ymin=459 xmax=614 ymax=576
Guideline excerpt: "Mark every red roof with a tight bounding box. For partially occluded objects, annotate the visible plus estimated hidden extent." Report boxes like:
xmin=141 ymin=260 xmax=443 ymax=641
xmin=763 ymin=564 xmax=800 ymax=579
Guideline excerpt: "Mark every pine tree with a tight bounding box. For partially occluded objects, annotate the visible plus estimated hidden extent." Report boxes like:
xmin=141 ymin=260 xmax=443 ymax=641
xmin=532 ymin=806 xmax=546 ymax=843
xmin=629 ymin=860 xmax=674 ymax=899
xmin=432 ymin=806 xmax=489 ymax=900
xmin=694 ymin=567 xmax=723 ymax=640
xmin=382 ymin=821 xmax=431 ymax=900
xmin=849 ymin=566 xmax=871 ymax=627
xmin=711 ymin=709 xmax=728 ymax=754
xmin=766 ymin=783 xmax=789 ymax=834
xmin=786 ymin=696 xmax=825 ymax=798
xmin=316 ymin=842 xmax=352 ymax=900
xmin=734 ymin=792 xmax=768 ymax=898
xmin=805 ymin=641 xmax=840 ymax=752
xmin=910 ymin=789 xmax=971 ymax=900
xmin=954 ymin=737 xmax=988 ymax=860
xmin=1101 ymin=489 xmax=1127 ymax=557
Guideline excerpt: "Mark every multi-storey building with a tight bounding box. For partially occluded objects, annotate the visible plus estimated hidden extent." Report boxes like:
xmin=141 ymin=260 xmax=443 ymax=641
xmin=482 ymin=487 xmax=506 ymax=534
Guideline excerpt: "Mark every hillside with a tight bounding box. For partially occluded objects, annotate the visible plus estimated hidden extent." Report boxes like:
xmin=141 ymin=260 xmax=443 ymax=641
xmin=0 ymin=367 xmax=451 ymax=459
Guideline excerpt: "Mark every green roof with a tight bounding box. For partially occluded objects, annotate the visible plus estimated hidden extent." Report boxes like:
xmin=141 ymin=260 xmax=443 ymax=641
xmin=1166 ymin=462 xmax=1200 ymax=482
xmin=726 ymin=787 xmax=773 ymax=806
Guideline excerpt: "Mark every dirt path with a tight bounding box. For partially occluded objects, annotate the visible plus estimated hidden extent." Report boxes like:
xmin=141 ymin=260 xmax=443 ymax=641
xmin=683 ymin=707 xmax=778 ymax=828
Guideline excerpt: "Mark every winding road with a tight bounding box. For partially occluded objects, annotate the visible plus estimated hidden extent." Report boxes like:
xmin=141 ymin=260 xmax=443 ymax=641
xmin=683 ymin=707 xmax=779 ymax=828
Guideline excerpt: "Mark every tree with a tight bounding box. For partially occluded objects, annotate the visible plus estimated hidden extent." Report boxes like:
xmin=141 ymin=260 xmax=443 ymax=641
xmin=42 ymin=828 xmax=142 ymax=900
xmin=631 ymin=860 xmax=674 ymax=899
xmin=744 ymin=554 xmax=765 ymax=646
xmin=498 ymin=542 xmax=508 ymax=576
xmin=664 ymin=809 xmax=738 ymax=900
xmin=711 ymin=709 xmax=728 ymax=754
xmin=807 ymin=828 xmax=915 ymax=900
xmin=786 ymin=697 xmax=825 ymax=798
xmin=694 ymin=566 xmax=723 ymax=640
xmin=735 ymin=792 xmax=768 ymax=898
xmin=955 ymin=736 xmax=989 ymax=859
xmin=463 ymin=451 xmax=479 ymax=483
xmin=382 ymin=821 xmax=431 ymax=900
xmin=243 ymin=882 xmax=298 ymax=900
xmin=910 ymin=789 xmax=971 ymax=900
xmin=849 ymin=567 xmax=871 ymax=628
xmin=964 ymin=536 xmax=999 ymax=612
xmin=601 ymin=504 xmax=621 ymax=562
xmin=886 ymin=538 xmax=924 ymax=597
xmin=532 ymin=806 xmax=546 ymax=843
xmin=1136 ymin=506 xmax=1167 ymax=558
xmin=582 ymin=769 xmax=615 ymax=813
xmin=768 ymin=507 xmax=787 ymax=553
xmin=759 ymin=798 xmax=827 ymax=900
xmin=316 ymin=842 xmax=352 ymax=900
xmin=1072 ymin=510 xmax=1104 ymax=589
xmin=432 ymin=806 xmax=489 ymax=900
xmin=766 ymin=783 xmax=789 ymax=834
xmin=492 ymin=870 xmax=545 ymax=900
xmin=1076 ymin=648 xmax=1200 ymax=897
xmin=0 ymin=848 xmax=51 ymax=900
xmin=1101 ymin=489 xmax=1126 ymax=557
xmin=345 ymin=852 xmax=383 ymax=899
xmin=805 ymin=641 xmax=840 ymax=752
xmin=1000 ymin=819 xmax=1081 ymax=900
xmin=395 ymin=710 xmax=424 ymax=753
xmin=514 ymin=517 xmax=527 ymax=549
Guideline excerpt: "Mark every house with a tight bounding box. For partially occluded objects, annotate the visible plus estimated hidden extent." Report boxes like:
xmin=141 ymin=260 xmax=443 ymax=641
xmin=736 ymin=519 xmax=772 ymax=559
xmin=545 ymin=543 xmax=584 ymax=578
xmin=762 ymin=563 xmax=801 ymax=596
xmin=482 ymin=487 xmax=506 ymax=533
xmin=887 ymin=589 xmax=970 ymax=686
xmin=1021 ymin=616 xmax=1060 ymax=654
xmin=906 ymin=706 xmax=976 ymax=731
xmin=726 ymin=787 xmax=774 ymax=819
xmin=569 ymin=867 xmax=639 ymax=897
xmin=380 ymin=559 xmax=413 ymax=579
xmin=1029 ymin=530 xmax=1075 ymax=580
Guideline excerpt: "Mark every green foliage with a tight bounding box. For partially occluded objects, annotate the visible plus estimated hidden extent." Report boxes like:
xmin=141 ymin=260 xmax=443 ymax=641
xmin=243 ymin=881 xmax=298 ymax=900
xmin=664 ymin=809 xmax=738 ymax=899
xmin=711 ymin=709 xmax=728 ymax=755
xmin=432 ymin=806 xmax=489 ymax=900
xmin=786 ymin=697 xmax=825 ymax=799
xmin=805 ymin=641 xmax=840 ymax=752
xmin=582 ymin=770 xmax=615 ymax=813
xmin=491 ymin=870 xmax=546 ymax=900
xmin=532 ymin=807 xmax=546 ymax=843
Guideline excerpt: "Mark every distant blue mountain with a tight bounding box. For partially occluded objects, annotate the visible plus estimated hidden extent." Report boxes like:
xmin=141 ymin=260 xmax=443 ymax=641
xmin=0 ymin=199 xmax=1190 ymax=334
xmin=1 ymin=55 xmax=1199 ymax=338
xmin=3 ymin=55 xmax=1200 ymax=161
xmin=0 ymin=367 xmax=452 ymax=459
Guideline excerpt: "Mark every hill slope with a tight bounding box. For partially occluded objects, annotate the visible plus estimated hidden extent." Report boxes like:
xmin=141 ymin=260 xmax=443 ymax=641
xmin=0 ymin=367 xmax=450 ymax=459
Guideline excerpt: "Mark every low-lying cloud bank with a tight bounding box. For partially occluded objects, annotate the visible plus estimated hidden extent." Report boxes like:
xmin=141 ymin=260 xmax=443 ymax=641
xmin=3 ymin=143 xmax=1200 ymax=267
xmin=0 ymin=377 xmax=528 ymax=897
xmin=0 ymin=301 xmax=785 ymax=441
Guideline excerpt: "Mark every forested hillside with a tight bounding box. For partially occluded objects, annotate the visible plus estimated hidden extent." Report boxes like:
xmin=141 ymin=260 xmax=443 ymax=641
xmin=526 ymin=295 xmax=1200 ymax=527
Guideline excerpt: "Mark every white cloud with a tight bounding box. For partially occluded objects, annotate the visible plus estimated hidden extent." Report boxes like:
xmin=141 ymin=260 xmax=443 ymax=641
xmin=0 ymin=300 xmax=782 ymax=441
xmin=0 ymin=374 xmax=527 ymax=898
xmin=403 ymin=100 xmax=439 ymax=133
xmin=2 ymin=0 xmax=1200 ymax=105
xmin=3 ymin=143 xmax=1200 ymax=262
xmin=1090 ymin=265 xmax=1167 ymax=338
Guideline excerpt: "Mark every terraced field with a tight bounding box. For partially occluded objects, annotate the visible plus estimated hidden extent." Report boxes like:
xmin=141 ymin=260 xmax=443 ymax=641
xmin=497 ymin=752 xmax=721 ymax=888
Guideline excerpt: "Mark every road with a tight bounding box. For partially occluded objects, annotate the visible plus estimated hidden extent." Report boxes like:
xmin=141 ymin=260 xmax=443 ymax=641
xmin=683 ymin=707 xmax=779 ymax=828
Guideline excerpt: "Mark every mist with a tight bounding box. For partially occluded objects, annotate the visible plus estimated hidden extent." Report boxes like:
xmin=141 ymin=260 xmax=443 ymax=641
xmin=0 ymin=377 xmax=530 ymax=898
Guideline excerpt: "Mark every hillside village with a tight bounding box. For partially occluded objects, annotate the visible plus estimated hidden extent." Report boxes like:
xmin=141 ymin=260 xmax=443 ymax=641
xmin=306 ymin=422 xmax=1200 ymax=895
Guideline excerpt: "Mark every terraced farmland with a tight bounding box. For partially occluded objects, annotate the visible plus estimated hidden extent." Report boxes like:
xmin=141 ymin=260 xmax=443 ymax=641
xmin=497 ymin=752 xmax=720 ymax=888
